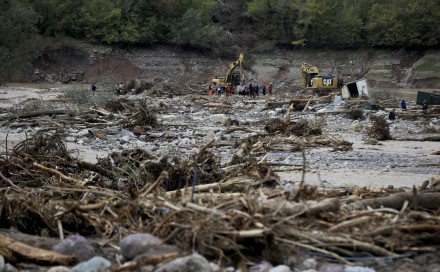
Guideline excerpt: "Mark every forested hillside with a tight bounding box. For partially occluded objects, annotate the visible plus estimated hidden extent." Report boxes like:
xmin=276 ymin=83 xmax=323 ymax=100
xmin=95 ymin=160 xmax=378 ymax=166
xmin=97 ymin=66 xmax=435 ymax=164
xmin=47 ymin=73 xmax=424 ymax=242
xmin=1 ymin=0 xmax=440 ymax=83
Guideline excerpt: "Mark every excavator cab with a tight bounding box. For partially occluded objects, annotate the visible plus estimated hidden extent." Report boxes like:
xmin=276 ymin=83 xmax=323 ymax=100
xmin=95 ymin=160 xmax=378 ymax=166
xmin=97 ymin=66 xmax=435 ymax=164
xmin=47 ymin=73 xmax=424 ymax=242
xmin=301 ymin=62 xmax=339 ymax=94
xmin=301 ymin=62 xmax=320 ymax=88
xmin=229 ymin=72 xmax=242 ymax=86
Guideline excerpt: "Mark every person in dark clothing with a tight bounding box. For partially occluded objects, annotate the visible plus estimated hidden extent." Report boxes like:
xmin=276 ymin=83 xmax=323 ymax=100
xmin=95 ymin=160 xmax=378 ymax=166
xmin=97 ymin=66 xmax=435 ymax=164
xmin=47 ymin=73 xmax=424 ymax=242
xmin=388 ymin=109 xmax=396 ymax=120
xmin=262 ymin=85 xmax=266 ymax=96
xmin=248 ymin=83 xmax=253 ymax=98
xmin=217 ymin=84 xmax=223 ymax=96
xmin=422 ymin=100 xmax=428 ymax=111
xmin=91 ymin=84 xmax=97 ymax=91
xmin=337 ymin=77 xmax=344 ymax=89
xmin=400 ymin=99 xmax=407 ymax=110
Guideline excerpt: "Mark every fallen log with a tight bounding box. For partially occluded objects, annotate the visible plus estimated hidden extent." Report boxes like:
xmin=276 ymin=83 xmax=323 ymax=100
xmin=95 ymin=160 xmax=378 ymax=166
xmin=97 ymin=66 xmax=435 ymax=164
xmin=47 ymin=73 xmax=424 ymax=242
xmin=165 ymin=175 xmax=272 ymax=197
xmin=205 ymin=102 xmax=231 ymax=108
xmin=267 ymin=97 xmax=332 ymax=107
xmin=185 ymin=192 xmax=244 ymax=202
xmin=314 ymin=110 xmax=350 ymax=115
xmin=258 ymin=197 xmax=340 ymax=217
xmin=34 ymin=162 xmax=84 ymax=187
xmin=0 ymin=234 xmax=76 ymax=265
xmin=0 ymin=109 xmax=72 ymax=121
xmin=77 ymin=160 xmax=115 ymax=180
xmin=328 ymin=215 xmax=371 ymax=232
xmin=90 ymin=107 xmax=112 ymax=116
xmin=397 ymin=113 xmax=440 ymax=118
xmin=397 ymin=224 xmax=440 ymax=232
xmin=345 ymin=192 xmax=440 ymax=211
xmin=318 ymin=235 xmax=397 ymax=257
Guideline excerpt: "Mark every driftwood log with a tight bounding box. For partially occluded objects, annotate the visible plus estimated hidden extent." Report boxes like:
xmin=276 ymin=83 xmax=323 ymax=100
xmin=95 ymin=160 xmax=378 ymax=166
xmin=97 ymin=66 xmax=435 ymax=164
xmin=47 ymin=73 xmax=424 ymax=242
xmin=77 ymin=160 xmax=115 ymax=180
xmin=0 ymin=109 xmax=71 ymax=121
xmin=346 ymin=192 xmax=440 ymax=211
xmin=0 ymin=234 xmax=76 ymax=265
xmin=258 ymin=197 xmax=340 ymax=217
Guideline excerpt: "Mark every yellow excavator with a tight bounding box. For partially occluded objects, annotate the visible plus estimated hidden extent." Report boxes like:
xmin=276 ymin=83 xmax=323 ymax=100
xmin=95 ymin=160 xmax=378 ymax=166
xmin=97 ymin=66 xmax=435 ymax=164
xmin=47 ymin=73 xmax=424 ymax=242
xmin=211 ymin=53 xmax=244 ymax=91
xmin=301 ymin=62 xmax=340 ymax=94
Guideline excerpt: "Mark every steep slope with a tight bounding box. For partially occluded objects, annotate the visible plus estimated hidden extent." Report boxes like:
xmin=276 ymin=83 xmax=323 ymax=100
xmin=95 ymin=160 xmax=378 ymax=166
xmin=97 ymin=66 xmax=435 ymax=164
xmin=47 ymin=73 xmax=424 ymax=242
xmin=22 ymin=45 xmax=440 ymax=91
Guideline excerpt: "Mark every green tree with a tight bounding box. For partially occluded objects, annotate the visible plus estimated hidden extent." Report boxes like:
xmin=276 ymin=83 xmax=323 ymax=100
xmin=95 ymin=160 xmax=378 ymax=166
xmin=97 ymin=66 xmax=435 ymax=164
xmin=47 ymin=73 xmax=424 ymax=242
xmin=399 ymin=0 xmax=440 ymax=47
xmin=247 ymin=0 xmax=300 ymax=44
xmin=296 ymin=0 xmax=364 ymax=48
xmin=0 ymin=0 xmax=42 ymax=84
xmin=365 ymin=0 xmax=440 ymax=48
xmin=366 ymin=1 xmax=405 ymax=47
xmin=333 ymin=0 xmax=364 ymax=48
xmin=170 ymin=8 xmax=224 ymax=51
xmin=27 ymin=0 xmax=59 ymax=36
xmin=162 ymin=0 xmax=215 ymax=21
xmin=77 ymin=0 xmax=166 ymax=44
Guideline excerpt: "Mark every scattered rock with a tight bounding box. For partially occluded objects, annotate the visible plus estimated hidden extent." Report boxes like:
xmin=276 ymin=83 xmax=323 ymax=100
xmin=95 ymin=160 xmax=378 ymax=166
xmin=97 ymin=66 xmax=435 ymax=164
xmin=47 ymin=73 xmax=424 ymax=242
xmin=249 ymin=261 xmax=272 ymax=272
xmin=344 ymin=266 xmax=376 ymax=272
xmin=120 ymin=129 xmax=135 ymax=138
xmin=210 ymin=114 xmax=228 ymax=125
xmin=0 ymin=255 xmax=4 ymax=272
xmin=4 ymin=263 xmax=18 ymax=272
xmin=119 ymin=233 xmax=162 ymax=260
xmin=47 ymin=266 xmax=73 ymax=272
xmin=65 ymin=136 xmax=76 ymax=142
xmin=52 ymin=235 xmax=96 ymax=261
xmin=132 ymin=125 xmax=146 ymax=136
xmin=270 ymin=265 xmax=292 ymax=272
xmin=303 ymin=258 xmax=318 ymax=270
xmin=76 ymin=129 xmax=90 ymax=138
xmin=318 ymin=263 xmax=344 ymax=272
xmin=119 ymin=135 xmax=131 ymax=143
xmin=155 ymin=253 xmax=213 ymax=272
xmin=71 ymin=256 xmax=111 ymax=272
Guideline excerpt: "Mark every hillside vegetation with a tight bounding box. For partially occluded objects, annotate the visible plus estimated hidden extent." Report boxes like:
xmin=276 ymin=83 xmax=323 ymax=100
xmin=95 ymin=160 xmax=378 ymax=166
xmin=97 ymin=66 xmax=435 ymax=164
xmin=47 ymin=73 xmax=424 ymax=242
xmin=1 ymin=0 xmax=440 ymax=83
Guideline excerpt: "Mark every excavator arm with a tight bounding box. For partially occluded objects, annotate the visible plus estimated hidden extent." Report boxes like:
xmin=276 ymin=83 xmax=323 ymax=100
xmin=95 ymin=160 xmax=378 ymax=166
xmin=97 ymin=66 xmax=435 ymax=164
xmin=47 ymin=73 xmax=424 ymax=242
xmin=225 ymin=53 xmax=244 ymax=85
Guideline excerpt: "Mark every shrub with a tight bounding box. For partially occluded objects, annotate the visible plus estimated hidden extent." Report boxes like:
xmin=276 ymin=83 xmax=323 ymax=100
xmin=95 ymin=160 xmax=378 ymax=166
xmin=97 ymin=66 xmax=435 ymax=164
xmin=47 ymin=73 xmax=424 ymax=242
xmin=345 ymin=108 xmax=364 ymax=120
xmin=367 ymin=115 xmax=391 ymax=140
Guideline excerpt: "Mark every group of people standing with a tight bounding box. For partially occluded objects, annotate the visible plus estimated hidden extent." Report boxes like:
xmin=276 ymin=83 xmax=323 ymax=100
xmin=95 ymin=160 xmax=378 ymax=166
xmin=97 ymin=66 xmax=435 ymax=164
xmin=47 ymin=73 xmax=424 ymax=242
xmin=239 ymin=82 xmax=273 ymax=97
xmin=210 ymin=82 xmax=273 ymax=97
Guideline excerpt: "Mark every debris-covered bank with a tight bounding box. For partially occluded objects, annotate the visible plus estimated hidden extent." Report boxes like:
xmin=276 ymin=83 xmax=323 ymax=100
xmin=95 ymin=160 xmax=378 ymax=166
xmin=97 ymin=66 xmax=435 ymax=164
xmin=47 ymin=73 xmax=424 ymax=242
xmin=0 ymin=85 xmax=439 ymax=272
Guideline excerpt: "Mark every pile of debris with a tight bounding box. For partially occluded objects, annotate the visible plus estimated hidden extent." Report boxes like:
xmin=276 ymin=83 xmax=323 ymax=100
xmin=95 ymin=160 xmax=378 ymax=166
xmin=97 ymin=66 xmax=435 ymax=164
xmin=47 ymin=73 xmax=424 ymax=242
xmin=0 ymin=129 xmax=439 ymax=271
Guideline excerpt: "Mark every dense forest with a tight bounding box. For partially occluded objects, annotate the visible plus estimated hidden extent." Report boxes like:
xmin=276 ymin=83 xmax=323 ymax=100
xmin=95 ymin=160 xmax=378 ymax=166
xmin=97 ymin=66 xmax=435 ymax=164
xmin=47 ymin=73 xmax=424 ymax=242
xmin=1 ymin=0 xmax=440 ymax=83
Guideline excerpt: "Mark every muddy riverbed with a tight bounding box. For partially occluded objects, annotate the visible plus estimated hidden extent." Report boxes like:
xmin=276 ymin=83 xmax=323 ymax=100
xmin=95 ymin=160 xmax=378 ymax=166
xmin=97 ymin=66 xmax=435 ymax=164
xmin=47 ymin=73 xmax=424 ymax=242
xmin=1 ymin=86 xmax=439 ymax=190
xmin=0 ymin=85 xmax=440 ymax=272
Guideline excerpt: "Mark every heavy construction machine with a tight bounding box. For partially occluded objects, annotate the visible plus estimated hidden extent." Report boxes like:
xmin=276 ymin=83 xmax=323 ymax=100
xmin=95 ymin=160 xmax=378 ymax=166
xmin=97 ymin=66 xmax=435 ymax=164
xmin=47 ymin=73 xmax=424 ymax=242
xmin=211 ymin=53 xmax=244 ymax=91
xmin=301 ymin=62 xmax=340 ymax=94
